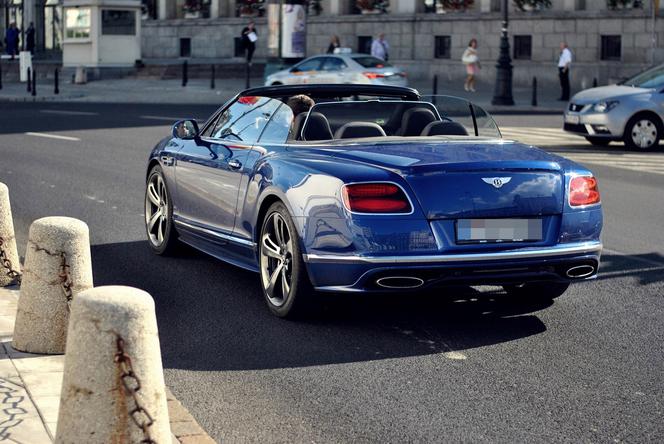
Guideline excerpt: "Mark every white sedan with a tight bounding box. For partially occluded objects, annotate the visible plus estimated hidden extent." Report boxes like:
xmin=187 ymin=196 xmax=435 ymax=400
xmin=265 ymin=53 xmax=408 ymax=87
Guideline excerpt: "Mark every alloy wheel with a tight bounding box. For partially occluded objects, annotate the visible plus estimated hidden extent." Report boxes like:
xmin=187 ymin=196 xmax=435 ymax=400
xmin=145 ymin=173 xmax=169 ymax=247
xmin=631 ymin=119 xmax=658 ymax=149
xmin=260 ymin=212 xmax=294 ymax=307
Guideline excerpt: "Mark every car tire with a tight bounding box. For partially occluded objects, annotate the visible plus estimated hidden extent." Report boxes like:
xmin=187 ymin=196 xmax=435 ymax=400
xmin=623 ymin=114 xmax=661 ymax=151
xmin=259 ymin=202 xmax=316 ymax=318
xmin=585 ymin=137 xmax=611 ymax=146
xmin=145 ymin=165 xmax=179 ymax=255
xmin=502 ymin=281 xmax=570 ymax=301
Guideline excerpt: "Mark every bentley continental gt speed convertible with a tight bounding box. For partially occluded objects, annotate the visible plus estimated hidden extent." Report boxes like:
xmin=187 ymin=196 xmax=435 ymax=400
xmin=144 ymin=85 xmax=603 ymax=318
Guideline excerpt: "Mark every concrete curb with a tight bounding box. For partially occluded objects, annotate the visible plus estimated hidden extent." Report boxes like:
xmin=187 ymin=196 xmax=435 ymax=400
xmin=0 ymin=94 xmax=85 ymax=103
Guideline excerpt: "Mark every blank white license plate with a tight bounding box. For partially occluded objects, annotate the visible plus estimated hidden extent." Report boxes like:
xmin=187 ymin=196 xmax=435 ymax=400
xmin=456 ymin=219 xmax=543 ymax=244
xmin=565 ymin=114 xmax=580 ymax=124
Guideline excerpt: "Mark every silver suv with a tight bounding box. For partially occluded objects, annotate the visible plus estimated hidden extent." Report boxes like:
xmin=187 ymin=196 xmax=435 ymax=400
xmin=563 ymin=64 xmax=664 ymax=150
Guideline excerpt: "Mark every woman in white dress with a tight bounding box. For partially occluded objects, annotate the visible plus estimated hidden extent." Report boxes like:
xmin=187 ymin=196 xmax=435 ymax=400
xmin=461 ymin=39 xmax=480 ymax=92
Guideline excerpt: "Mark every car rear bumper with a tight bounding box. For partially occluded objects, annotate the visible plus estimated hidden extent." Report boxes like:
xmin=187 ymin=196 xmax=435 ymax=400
xmin=303 ymin=241 xmax=602 ymax=292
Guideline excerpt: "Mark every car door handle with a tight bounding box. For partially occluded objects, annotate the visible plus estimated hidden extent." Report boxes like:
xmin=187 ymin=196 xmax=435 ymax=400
xmin=161 ymin=155 xmax=175 ymax=166
xmin=228 ymin=159 xmax=242 ymax=170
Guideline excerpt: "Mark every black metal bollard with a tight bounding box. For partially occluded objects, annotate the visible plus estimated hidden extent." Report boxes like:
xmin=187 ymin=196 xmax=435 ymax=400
xmin=592 ymin=77 xmax=598 ymax=88
xmin=531 ymin=76 xmax=538 ymax=107
xmin=32 ymin=69 xmax=36 ymax=97
xmin=0 ymin=59 xmax=3 ymax=90
xmin=27 ymin=67 xmax=31 ymax=92
xmin=432 ymin=74 xmax=438 ymax=105
xmin=245 ymin=62 xmax=250 ymax=89
xmin=211 ymin=65 xmax=215 ymax=90
xmin=182 ymin=60 xmax=188 ymax=87
xmin=54 ymin=68 xmax=59 ymax=94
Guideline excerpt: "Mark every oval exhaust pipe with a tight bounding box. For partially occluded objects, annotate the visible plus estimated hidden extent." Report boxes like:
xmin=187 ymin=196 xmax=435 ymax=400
xmin=566 ymin=265 xmax=595 ymax=279
xmin=376 ymin=276 xmax=424 ymax=289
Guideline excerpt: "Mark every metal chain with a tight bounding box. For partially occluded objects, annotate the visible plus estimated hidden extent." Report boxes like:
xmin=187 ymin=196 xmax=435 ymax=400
xmin=58 ymin=252 xmax=74 ymax=310
xmin=29 ymin=242 xmax=74 ymax=310
xmin=0 ymin=236 xmax=22 ymax=285
xmin=114 ymin=335 xmax=157 ymax=444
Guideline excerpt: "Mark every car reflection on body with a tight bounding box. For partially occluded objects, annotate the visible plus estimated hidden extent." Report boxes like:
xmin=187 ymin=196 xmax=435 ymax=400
xmin=145 ymin=84 xmax=602 ymax=318
xmin=265 ymin=51 xmax=408 ymax=87
xmin=563 ymin=63 xmax=664 ymax=150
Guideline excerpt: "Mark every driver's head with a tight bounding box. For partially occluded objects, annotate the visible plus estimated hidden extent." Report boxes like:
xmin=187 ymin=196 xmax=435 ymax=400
xmin=287 ymin=94 xmax=315 ymax=117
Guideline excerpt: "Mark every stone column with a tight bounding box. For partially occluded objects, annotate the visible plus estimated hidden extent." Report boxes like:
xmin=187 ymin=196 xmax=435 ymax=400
xmin=158 ymin=0 xmax=177 ymax=19
xmin=55 ymin=287 xmax=170 ymax=443
xmin=480 ymin=0 xmax=492 ymax=13
xmin=563 ymin=0 xmax=576 ymax=11
xmin=0 ymin=183 xmax=20 ymax=287
xmin=395 ymin=0 xmax=419 ymax=13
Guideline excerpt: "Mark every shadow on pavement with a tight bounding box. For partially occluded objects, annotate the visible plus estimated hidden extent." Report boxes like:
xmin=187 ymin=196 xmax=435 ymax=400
xmin=598 ymin=253 xmax=664 ymax=286
xmin=0 ymin=102 xmax=219 ymax=134
xmin=91 ymin=240 xmax=551 ymax=372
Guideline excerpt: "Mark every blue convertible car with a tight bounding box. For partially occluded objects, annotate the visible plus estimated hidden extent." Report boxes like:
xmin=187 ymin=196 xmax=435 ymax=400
xmin=145 ymin=85 xmax=602 ymax=318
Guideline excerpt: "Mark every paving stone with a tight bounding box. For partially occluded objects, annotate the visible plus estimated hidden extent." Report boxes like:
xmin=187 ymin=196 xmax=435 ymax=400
xmin=179 ymin=435 xmax=218 ymax=444
xmin=0 ymin=416 xmax=53 ymax=443
xmin=170 ymin=420 xmax=207 ymax=437
xmin=32 ymin=395 xmax=62 ymax=424
xmin=0 ymin=315 xmax=15 ymax=337
xmin=0 ymin=358 xmax=18 ymax=378
xmin=12 ymin=354 xmax=65 ymax=374
xmin=20 ymin=371 xmax=63 ymax=396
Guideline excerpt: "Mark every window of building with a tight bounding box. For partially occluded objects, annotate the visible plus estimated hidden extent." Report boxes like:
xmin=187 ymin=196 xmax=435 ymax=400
xmin=513 ymin=35 xmax=532 ymax=60
xmin=434 ymin=36 xmax=451 ymax=59
xmin=601 ymin=35 xmax=621 ymax=61
xmin=358 ymin=36 xmax=372 ymax=55
xmin=64 ymin=7 xmax=91 ymax=39
xmin=101 ymin=10 xmax=136 ymax=35
xmin=424 ymin=0 xmax=444 ymax=13
xmin=180 ymin=38 xmax=191 ymax=57
xmin=234 ymin=37 xmax=244 ymax=57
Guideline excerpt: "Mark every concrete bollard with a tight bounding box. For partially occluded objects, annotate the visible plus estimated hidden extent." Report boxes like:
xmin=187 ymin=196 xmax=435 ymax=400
xmin=0 ymin=183 xmax=21 ymax=287
xmin=55 ymin=286 xmax=171 ymax=443
xmin=12 ymin=217 xmax=93 ymax=354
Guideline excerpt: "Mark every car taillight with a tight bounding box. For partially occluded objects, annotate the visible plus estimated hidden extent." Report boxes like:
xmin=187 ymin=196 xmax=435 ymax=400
xmin=569 ymin=176 xmax=600 ymax=206
xmin=342 ymin=183 xmax=411 ymax=213
xmin=363 ymin=72 xmax=386 ymax=79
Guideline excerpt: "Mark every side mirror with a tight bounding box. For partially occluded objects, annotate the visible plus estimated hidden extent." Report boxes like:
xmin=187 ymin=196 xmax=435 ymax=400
xmin=172 ymin=119 xmax=199 ymax=140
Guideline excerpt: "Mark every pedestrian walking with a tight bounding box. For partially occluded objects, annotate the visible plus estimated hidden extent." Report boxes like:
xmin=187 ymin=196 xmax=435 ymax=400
xmin=558 ymin=42 xmax=572 ymax=101
xmin=461 ymin=38 xmax=480 ymax=92
xmin=241 ymin=21 xmax=258 ymax=66
xmin=370 ymin=33 xmax=389 ymax=61
xmin=4 ymin=22 xmax=20 ymax=59
xmin=327 ymin=35 xmax=341 ymax=54
xmin=26 ymin=22 xmax=35 ymax=54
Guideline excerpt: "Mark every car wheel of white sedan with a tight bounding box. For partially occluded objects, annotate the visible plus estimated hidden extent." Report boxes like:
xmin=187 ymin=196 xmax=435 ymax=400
xmin=624 ymin=115 xmax=661 ymax=151
xmin=259 ymin=202 xmax=315 ymax=318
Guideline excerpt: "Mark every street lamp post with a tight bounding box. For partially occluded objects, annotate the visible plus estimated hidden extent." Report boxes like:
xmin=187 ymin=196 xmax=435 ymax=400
xmin=492 ymin=0 xmax=514 ymax=106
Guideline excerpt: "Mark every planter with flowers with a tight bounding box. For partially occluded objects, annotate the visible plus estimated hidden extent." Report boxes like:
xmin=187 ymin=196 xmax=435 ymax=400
xmin=183 ymin=0 xmax=202 ymax=18
xmin=356 ymin=0 xmax=389 ymax=14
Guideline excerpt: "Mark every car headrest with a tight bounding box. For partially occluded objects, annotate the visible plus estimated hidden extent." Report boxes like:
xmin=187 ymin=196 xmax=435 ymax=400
xmin=399 ymin=107 xmax=438 ymax=136
xmin=334 ymin=122 xmax=387 ymax=139
xmin=288 ymin=113 xmax=308 ymax=140
xmin=302 ymin=112 xmax=333 ymax=141
xmin=421 ymin=120 xmax=469 ymax=136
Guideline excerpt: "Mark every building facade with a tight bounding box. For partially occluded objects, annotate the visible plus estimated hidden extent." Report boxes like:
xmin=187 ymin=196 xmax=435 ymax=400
xmin=3 ymin=0 xmax=663 ymax=87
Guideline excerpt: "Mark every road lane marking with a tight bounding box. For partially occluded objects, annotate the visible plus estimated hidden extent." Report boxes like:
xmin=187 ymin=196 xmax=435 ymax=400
xmin=39 ymin=109 xmax=98 ymax=116
xmin=24 ymin=132 xmax=81 ymax=141
xmin=140 ymin=115 xmax=205 ymax=122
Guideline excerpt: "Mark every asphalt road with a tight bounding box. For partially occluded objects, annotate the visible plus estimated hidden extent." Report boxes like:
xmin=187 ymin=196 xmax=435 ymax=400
xmin=1 ymin=102 xmax=663 ymax=443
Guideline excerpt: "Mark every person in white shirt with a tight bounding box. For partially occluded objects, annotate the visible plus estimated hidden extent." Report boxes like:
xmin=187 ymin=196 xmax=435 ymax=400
xmin=371 ymin=33 xmax=389 ymax=61
xmin=558 ymin=42 xmax=572 ymax=101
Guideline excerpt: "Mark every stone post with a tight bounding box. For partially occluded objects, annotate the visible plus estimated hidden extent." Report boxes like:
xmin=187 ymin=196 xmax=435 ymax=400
xmin=55 ymin=286 xmax=171 ymax=443
xmin=0 ymin=183 xmax=20 ymax=287
xmin=12 ymin=217 xmax=93 ymax=354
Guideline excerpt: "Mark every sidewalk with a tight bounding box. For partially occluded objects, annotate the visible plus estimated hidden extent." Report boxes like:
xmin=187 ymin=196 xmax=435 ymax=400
xmin=0 ymin=76 xmax=566 ymax=113
xmin=0 ymin=285 xmax=215 ymax=444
